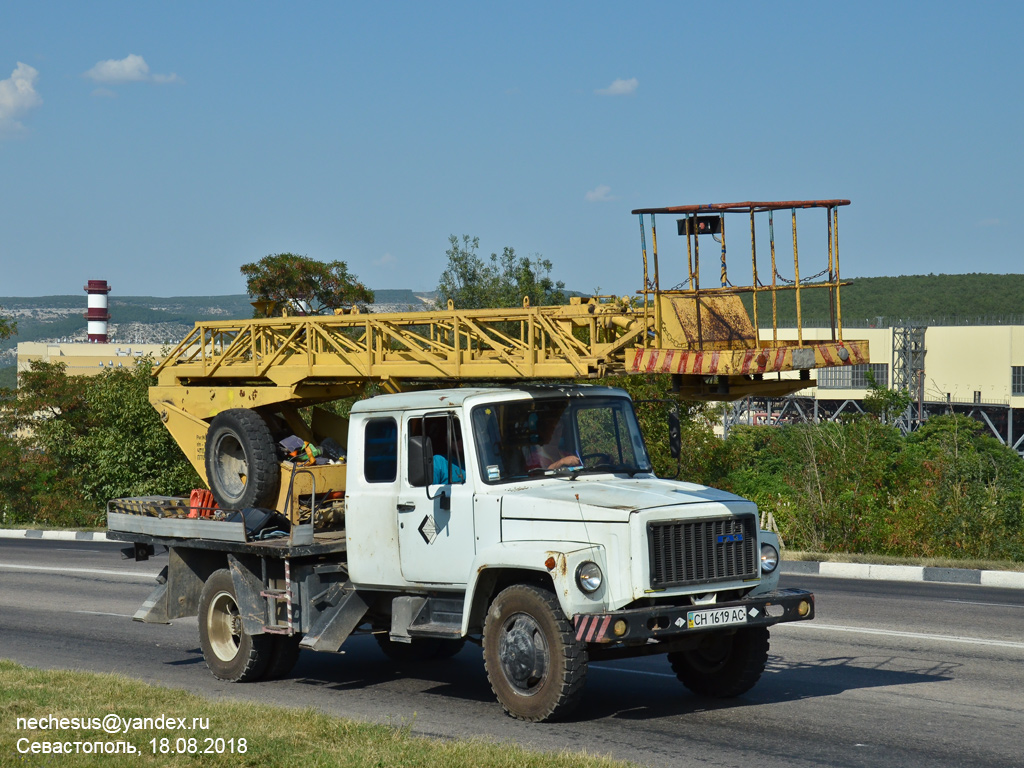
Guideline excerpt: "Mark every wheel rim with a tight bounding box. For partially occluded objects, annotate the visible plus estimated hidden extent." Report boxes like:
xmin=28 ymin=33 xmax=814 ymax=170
xmin=497 ymin=612 xmax=549 ymax=695
xmin=212 ymin=434 xmax=248 ymax=498
xmin=207 ymin=590 xmax=243 ymax=662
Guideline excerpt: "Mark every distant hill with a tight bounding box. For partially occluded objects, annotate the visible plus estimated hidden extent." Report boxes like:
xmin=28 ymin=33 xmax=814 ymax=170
xmin=741 ymin=273 xmax=1024 ymax=327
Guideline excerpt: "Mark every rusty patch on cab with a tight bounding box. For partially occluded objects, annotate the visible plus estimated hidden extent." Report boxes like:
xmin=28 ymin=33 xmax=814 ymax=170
xmin=546 ymin=551 xmax=568 ymax=577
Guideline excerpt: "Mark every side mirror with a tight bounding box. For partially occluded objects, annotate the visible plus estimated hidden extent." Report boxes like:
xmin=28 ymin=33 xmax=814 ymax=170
xmin=408 ymin=435 xmax=433 ymax=487
xmin=668 ymin=409 xmax=681 ymax=459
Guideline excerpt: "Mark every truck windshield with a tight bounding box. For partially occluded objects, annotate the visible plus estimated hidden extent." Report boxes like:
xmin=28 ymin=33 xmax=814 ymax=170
xmin=471 ymin=396 xmax=651 ymax=484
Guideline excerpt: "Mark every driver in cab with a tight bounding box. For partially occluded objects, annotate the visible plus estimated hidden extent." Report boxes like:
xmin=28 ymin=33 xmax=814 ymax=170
xmin=525 ymin=417 xmax=582 ymax=471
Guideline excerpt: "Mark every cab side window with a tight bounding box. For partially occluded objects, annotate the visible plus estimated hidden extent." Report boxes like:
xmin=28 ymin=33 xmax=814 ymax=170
xmin=364 ymin=418 xmax=398 ymax=483
xmin=408 ymin=414 xmax=465 ymax=486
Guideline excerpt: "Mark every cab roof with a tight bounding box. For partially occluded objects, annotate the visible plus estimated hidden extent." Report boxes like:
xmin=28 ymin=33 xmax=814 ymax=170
xmin=349 ymin=384 xmax=630 ymax=414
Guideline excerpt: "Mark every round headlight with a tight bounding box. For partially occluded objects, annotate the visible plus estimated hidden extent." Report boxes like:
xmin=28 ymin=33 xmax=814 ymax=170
xmin=576 ymin=561 xmax=603 ymax=593
xmin=760 ymin=543 xmax=779 ymax=574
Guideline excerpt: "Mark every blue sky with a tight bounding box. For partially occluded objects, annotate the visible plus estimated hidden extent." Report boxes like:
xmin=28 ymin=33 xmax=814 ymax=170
xmin=1 ymin=2 xmax=1021 ymax=298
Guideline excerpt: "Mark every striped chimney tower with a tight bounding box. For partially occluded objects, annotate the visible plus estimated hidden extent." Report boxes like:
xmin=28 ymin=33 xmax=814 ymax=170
xmin=84 ymin=279 xmax=111 ymax=342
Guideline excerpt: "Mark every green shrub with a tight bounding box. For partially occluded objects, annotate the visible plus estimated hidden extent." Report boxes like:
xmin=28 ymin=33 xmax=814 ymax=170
xmin=715 ymin=415 xmax=1024 ymax=561
xmin=0 ymin=359 xmax=200 ymax=528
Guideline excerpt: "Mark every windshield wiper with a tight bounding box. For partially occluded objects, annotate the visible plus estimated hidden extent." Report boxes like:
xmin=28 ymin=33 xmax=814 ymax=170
xmin=568 ymin=464 xmax=630 ymax=478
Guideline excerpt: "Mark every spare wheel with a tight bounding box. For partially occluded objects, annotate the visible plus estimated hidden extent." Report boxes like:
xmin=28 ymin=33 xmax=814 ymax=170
xmin=205 ymin=408 xmax=280 ymax=509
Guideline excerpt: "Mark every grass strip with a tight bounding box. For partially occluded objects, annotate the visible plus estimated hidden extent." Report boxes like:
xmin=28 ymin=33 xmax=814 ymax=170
xmin=0 ymin=660 xmax=632 ymax=768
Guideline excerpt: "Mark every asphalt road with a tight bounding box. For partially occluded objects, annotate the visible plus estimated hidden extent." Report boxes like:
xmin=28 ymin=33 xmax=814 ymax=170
xmin=2 ymin=538 xmax=1023 ymax=768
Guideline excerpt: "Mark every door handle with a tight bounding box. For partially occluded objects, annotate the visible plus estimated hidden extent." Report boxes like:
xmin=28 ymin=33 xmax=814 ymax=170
xmin=397 ymin=502 xmax=416 ymax=512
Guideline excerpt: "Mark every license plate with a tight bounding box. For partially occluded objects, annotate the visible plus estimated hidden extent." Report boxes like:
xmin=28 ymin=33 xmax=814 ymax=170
xmin=687 ymin=606 xmax=748 ymax=629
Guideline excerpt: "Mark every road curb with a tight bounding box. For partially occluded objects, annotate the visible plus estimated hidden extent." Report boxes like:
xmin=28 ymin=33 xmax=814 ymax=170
xmin=0 ymin=529 xmax=108 ymax=542
xmin=781 ymin=559 xmax=1024 ymax=589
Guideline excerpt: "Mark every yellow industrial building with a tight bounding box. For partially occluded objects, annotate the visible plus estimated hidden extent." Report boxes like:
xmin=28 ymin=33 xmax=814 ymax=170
xmin=729 ymin=324 xmax=1024 ymax=455
xmin=786 ymin=325 xmax=1024 ymax=405
xmin=16 ymin=342 xmax=168 ymax=376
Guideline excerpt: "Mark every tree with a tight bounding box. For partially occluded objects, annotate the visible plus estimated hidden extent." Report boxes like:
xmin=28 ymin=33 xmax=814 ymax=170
xmin=0 ymin=308 xmax=16 ymax=340
xmin=240 ymin=253 xmax=374 ymax=317
xmin=0 ymin=359 xmax=201 ymax=527
xmin=437 ymin=235 xmax=567 ymax=309
xmin=602 ymin=372 xmax=721 ymax=483
xmin=862 ymin=370 xmax=911 ymax=424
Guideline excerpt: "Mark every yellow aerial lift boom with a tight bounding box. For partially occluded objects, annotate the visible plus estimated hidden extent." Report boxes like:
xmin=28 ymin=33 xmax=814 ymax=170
xmin=149 ymin=199 xmax=867 ymax=508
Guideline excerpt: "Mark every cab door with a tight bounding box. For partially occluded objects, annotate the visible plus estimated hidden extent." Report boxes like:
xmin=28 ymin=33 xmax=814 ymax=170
xmin=397 ymin=411 xmax=477 ymax=584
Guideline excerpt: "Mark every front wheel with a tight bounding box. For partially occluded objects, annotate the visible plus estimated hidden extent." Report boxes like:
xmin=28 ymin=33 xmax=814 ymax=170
xmin=198 ymin=569 xmax=273 ymax=682
xmin=482 ymin=585 xmax=587 ymax=722
xmin=668 ymin=627 xmax=769 ymax=698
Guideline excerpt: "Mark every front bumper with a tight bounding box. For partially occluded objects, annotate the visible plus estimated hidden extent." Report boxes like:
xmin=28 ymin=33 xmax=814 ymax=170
xmin=573 ymin=588 xmax=814 ymax=645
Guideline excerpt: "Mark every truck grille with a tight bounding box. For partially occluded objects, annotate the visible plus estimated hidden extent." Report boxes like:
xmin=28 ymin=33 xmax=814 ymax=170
xmin=648 ymin=515 xmax=758 ymax=588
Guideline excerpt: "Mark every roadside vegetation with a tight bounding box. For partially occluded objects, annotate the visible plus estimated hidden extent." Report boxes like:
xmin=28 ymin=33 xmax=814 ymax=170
xmin=0 ymin=358 xmax=200 ymax=528
xmin=1 ymin=251 xmax=1022 ymax=565
xmin=0 ymin=660 xmax=630 ymax=768
xmin=710 ymin=414 xmax=1024 ymax=561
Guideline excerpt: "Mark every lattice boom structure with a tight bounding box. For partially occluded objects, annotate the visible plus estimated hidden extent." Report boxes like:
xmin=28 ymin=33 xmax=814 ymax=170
xmin=150 ymin=199 xmax=869 ymax=476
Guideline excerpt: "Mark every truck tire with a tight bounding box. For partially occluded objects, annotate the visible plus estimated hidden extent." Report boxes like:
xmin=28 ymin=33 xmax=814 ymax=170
xmin=668 ymin=626 xmax=769 ymax=698
xmin=431 ymin=638 xmax=466 ymax=660
xmin=263 ymin=635 xmax=302 ymax=680
xmin=374 ymin=635 xmax=466 ymax=663
xmin=482 ymin=584 xmax=587 ymax=722
xmin=198 ymin=569 xmax=272 ymax=682
xmin=205 ymin=409 xmax=280 ymax=509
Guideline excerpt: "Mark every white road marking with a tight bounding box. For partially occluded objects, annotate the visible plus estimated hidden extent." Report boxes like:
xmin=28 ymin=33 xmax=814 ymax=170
xmin=593 ymin=665 xmax=677 ymax=679
xmin=943 ymin=599 xmax=1024 ymax=609
xmin=787 ymin=622 xmax=1024 ymax=650
xmin=0 ymin=563 xmax=158 ymax=580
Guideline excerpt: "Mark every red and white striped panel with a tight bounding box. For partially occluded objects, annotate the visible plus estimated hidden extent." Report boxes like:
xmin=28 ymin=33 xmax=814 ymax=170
xmin=574 ymin=615 xmax=612 ymax=644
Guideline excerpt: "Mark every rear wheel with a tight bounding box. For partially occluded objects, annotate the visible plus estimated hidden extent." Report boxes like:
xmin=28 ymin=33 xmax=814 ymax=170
xmin=264 ymin=635 xmax=302 ymax=680
xmin=668 ymin=627 xmax=769 ymax=698
xmin=431 ymin=638 xmax=466 ymax=660
xmin=197 ymin=569 xmax=272 ymax=682
xmin=205 ymin=409 xmax=280 ymax=509
xmin=482 ymin=585 xmax=587 ymax=722
xmin=374 ymin=635 xmax=466 ymax=663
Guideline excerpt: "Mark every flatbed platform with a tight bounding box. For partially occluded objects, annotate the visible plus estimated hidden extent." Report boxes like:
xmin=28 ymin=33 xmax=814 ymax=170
xmin=106 ymin=508 xmax=347 ymax=559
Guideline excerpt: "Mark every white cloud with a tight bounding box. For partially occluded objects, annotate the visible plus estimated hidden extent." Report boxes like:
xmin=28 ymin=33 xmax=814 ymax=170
xmin=595 ymin=77 xmax=638 ymax=96
xmin=84 ymin=54 xmax=179 ymax=84
xmin=0 ymin=62 xmax=42 ymax=134
xmin=585 ymin=185 xmax=615 ymax=202
xmin=978 ymin=218 xmax=1001 ymax=227
xmin=375 ymin=252 xmax=397 ymax=266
